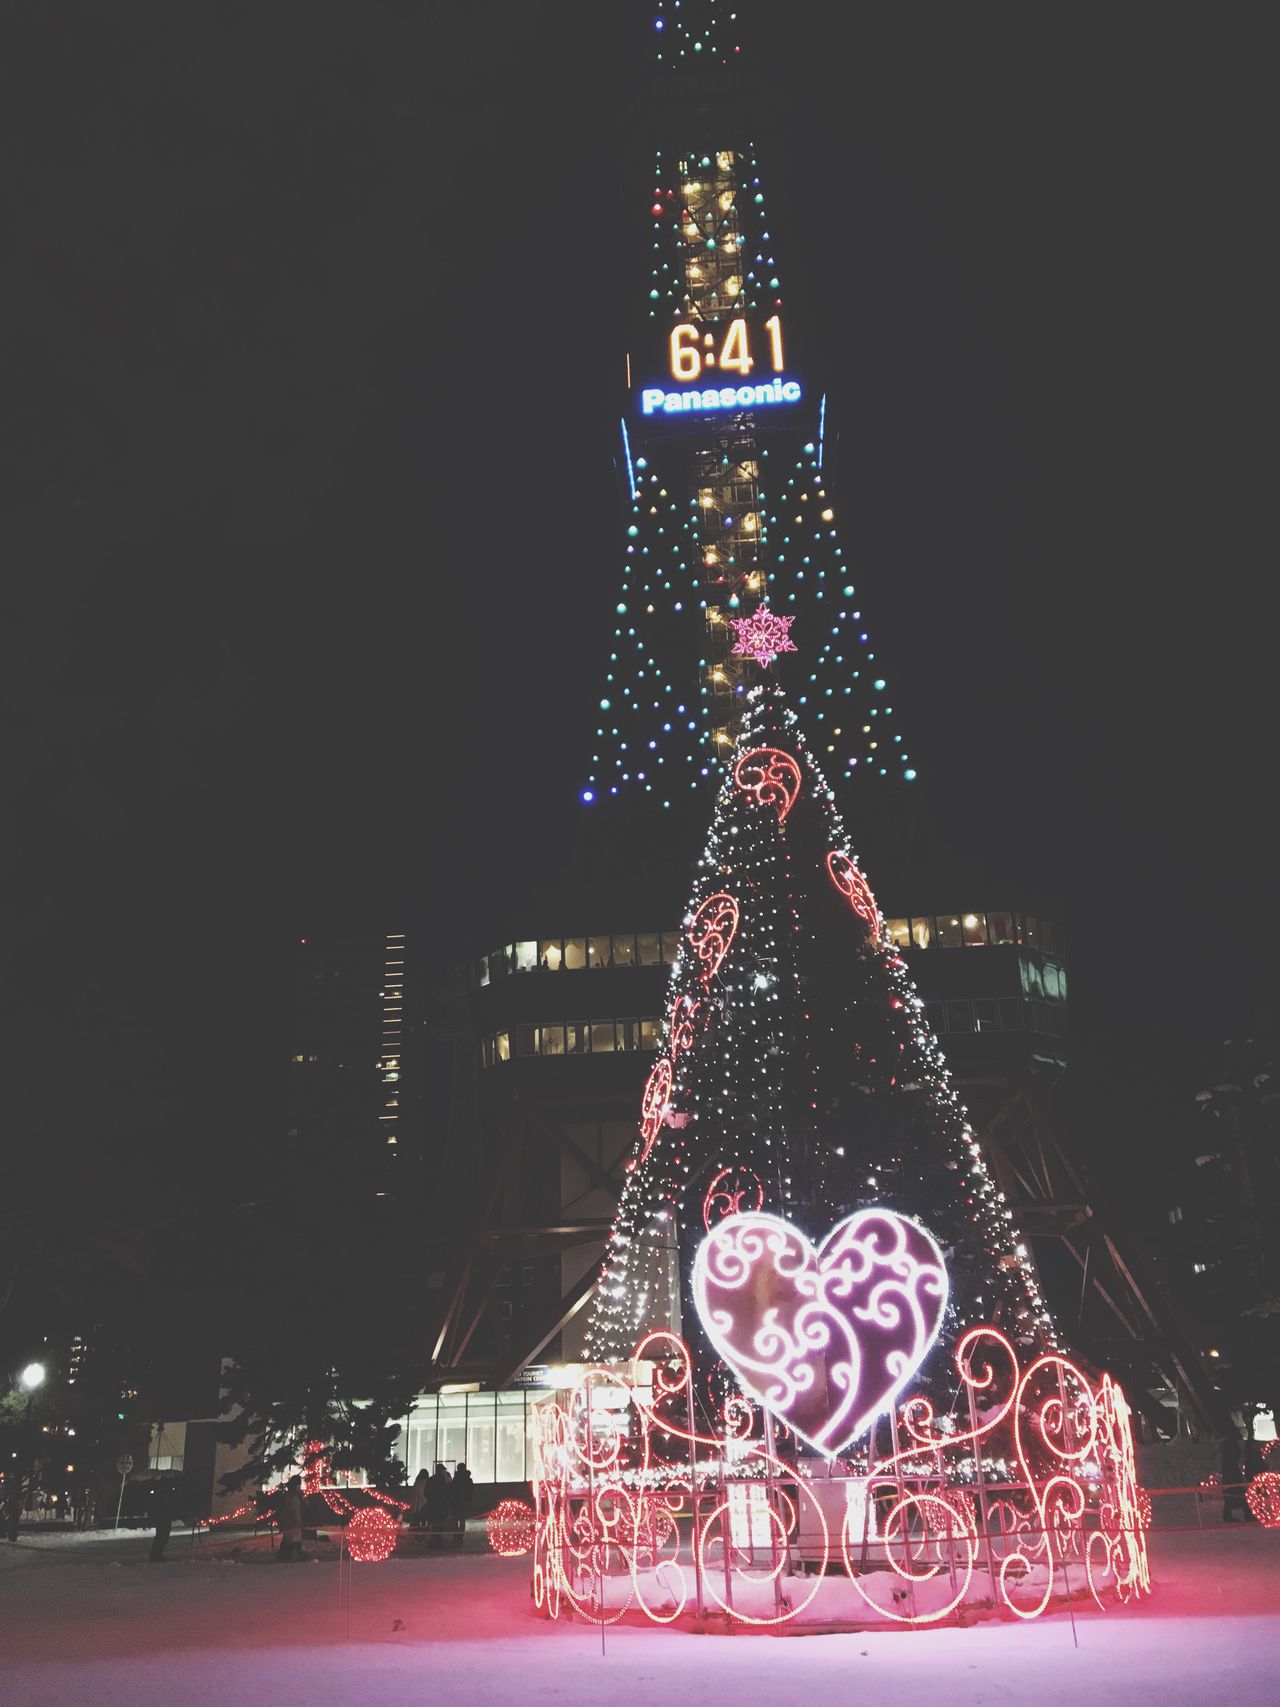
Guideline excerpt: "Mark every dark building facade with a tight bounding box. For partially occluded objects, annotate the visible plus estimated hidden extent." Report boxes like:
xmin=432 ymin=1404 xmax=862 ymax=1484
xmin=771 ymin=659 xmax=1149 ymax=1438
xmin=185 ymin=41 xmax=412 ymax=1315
xmin=284 ymin=930 xmax=423 ymax=1200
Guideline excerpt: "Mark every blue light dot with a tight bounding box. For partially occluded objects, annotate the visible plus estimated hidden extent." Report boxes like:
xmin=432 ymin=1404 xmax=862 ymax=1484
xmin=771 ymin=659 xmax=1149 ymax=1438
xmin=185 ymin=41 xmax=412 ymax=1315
xmin=873 ymin=678 xmax=886 ymax=690
xmin=581 ymin=789 xmax=595 ymax=804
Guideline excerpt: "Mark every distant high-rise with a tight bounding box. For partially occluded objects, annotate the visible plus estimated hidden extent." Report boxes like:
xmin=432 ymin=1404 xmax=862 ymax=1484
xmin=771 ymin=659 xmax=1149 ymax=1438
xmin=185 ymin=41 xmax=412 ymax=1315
xmin=284 ymin=930 xmax=420 ymax=1198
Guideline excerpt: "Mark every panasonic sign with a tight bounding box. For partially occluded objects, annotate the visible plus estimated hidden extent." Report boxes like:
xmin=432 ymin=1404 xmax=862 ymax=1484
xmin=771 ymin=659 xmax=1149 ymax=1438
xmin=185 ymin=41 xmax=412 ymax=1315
xmin=640 ymin=379 xmax=802 ymax=416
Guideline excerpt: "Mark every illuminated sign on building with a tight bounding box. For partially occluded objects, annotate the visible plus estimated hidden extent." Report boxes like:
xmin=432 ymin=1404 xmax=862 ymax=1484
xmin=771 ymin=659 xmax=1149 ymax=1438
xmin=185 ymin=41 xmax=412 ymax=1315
xmin=640 ymin=379 xmax=801 ymax=415
xmin=633 ymin=310 xmax=802 ymax=418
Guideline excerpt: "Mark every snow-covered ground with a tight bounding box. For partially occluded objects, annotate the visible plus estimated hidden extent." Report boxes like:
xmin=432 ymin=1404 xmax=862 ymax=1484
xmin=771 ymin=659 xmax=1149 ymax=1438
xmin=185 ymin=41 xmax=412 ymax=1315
xmin=3 ymin=1522 xmax=1278 ymax=1705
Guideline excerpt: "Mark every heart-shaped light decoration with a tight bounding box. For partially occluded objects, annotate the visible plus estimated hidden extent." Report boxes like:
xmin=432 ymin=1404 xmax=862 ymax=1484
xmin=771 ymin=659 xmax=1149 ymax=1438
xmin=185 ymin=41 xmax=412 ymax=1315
xmin=692 ymin=1209 xmax=948 ymax=1456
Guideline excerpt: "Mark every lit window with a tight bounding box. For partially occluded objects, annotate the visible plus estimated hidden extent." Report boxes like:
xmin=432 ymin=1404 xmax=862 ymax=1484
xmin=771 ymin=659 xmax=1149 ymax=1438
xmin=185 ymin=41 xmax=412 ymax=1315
xmin=1193 ymin=1262 xmax=1208 ymax=1275
xmin=537 ymin=1023 xmax=566 ymax=1057
xmin=637 ymin=932 xmax=661 ymax=966
xmin=587 ymin=936 xmax=610 ymax=969
xmin=538 ymin=940 xmax=563 ymax=971
xmin=910 ymin=918 xmax=933 ymax=950
xmin=1168 ymin=1206 xmax=1183 ymax=1225
xmin=590 ymin=1021 xmax=615 ymax=1054
xmin=884 ymin=919 xmax=910 ymax=949
xmin=514 ymin=941 xmax=537 ymax=973
xmin=962 ymin=913 xmax=988 ymax=947
xmin=611 ymin=935 xmax=637 ymax=968
xmin=640 ymin=1017 xmax=659 ymax=1051
xmin=563 ymin=937 xmax=587 ymax=970
xmin=935 ymin=915 xmax=964 ymax=949
xmin=495 ymin=1031 xmax=510 ymax=1063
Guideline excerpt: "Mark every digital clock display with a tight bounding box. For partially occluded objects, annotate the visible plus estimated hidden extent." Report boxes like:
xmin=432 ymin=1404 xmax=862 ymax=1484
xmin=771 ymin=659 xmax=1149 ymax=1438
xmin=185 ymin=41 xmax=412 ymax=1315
xmin=633 ymin=311 xmax=802 ymax=420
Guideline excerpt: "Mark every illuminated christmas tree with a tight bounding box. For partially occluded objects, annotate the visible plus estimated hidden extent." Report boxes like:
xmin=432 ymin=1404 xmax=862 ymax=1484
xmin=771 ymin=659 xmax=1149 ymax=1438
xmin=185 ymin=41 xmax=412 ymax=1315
xmin=585 ymin=677 xmax=1054 ymax=1378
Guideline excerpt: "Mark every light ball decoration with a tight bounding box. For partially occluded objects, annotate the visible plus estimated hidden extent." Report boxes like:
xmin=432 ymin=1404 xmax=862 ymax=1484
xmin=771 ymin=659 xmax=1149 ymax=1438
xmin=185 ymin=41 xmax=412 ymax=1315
xmin=346 ymin=1505 xmax=399 ymax=1563
xmin=487 ymin=1499 xmax=537 ymax=1557
xmin=1137 ymin=1487 xmax=1153 ymax=1529
xmin=1245 ymin=1471 xmax=1280 ymax=1528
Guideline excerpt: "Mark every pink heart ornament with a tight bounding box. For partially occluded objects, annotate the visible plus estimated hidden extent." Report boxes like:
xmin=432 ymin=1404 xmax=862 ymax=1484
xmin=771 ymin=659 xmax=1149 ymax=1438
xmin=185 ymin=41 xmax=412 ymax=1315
xmin=692 ymin=1209 xmax=949 ymax=1456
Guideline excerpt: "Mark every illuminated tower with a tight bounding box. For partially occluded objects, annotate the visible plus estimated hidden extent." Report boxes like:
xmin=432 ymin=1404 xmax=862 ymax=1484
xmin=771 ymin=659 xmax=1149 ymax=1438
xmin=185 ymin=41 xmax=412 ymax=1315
xmin=582 ymin=6 xmax=917 ymax=819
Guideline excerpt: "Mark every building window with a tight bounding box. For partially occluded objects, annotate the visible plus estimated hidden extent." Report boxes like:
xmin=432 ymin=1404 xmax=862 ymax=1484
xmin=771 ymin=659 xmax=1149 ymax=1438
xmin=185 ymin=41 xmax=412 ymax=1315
xmin=537 ymin=1023 xmax=566 ymax=1057
xmin=495 ymin=1031 xmax=510 ymax=1063
xmin=1043 ymin=964 xmax=1062 ymax=1002
xmin=1192 ymin=1261 xmax=1208 ymax=1274
xmin=973 ymin=997 xmax=998 ymax=1032
xmin=962 ymin=912 xmax=987 ymax=947
xmin=1169 ymin=1206 xmax=1184 ymax=1225
xmin=615 ymin=1018 xmax=641 ymax=1051
xmin=477 ymin=956 xmax=490 ymax=988
xmin=587 ymin=936 xmax=610 ymax=969
xmin=910 ymin=918 xmax=934 ymax=950
xmin=925 ymin=1001 xmax=946 ymax=1034
xmin=566 ymin=1022 xmax=590 ymax=1056
xmin=591 ymin=1020 xmax=616 ymax=1053
xmin=640 ymin=1017 xmax=659 ymax=1051
xmin=637 ymin=931 xmax=661 ymax=966
xmin=1029 ymin=1001 xmax=1047 ymax=1033
xmin=611 ymin=934 xmax=637 ymax=968
xmin=935 ymin=915 xmax=964 ymax=949
xmin=481 ymin=1038 xmax=495 ymax=1069
xmin=998 ymin=996 xmax=1024 ymax=1030
xmin=514 ymin=941 xmax=537 ymax=973
xmin=884 ymin=919 xmax=910 ymax=949
xmin=538 ymin=939 xmax=562 ymax=971
xmin=660 ymin=932 xmax=680 ymax=965
xmin=516 ymin=1024 xmax=536 ymax=1058
xmin=987 ymin=911 xmax=1015 ymax=946
xmin=564 ymin=937 xmax=587 ymax=970
xmin=1018 ymin=915 xmax=1039 ymax=949
xmin=490 ymin=946 xmax=511 ymax=978
xmin=945 ymin=999 xmax=973 ymax=1033
xmin=1041 ymin=919 xmax=1057 ymax=954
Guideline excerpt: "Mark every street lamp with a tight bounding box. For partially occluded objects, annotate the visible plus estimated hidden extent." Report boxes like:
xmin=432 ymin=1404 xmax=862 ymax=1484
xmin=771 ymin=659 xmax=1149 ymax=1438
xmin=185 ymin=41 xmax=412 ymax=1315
xmin=6 ymin=1362 xmax=48 ymax=1541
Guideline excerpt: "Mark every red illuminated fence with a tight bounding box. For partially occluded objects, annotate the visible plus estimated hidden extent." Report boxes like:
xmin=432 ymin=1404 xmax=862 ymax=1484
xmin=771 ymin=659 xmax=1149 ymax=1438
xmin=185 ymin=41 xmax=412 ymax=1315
xmin=528 ymin=1328 xmax=1152 ymax=1629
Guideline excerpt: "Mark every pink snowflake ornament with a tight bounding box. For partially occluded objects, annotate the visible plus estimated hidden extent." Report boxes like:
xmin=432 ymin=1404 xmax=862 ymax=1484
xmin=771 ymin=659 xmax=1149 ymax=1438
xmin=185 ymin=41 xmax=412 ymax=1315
xmin=729 ymin=604 xmax=797 ymax=668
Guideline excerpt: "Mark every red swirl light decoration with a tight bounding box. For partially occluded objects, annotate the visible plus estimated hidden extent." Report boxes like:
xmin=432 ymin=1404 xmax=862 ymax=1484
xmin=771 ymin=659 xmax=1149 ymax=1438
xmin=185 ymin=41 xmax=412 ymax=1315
xmin=528 ymin=1318 xmax=1150 ymax=1631
xmin=692 ymin=1209 xmax=949 ymax=1456
xmin=701 ymin=1165 xmax=765 ymax=1232
xmin=687 ymin=891 xmax=740 ymax=984
xmin=733 ymin=747 xmax=802 ymax=824
xmin=346 ymin=1505 xmax=399 ymax=1563
xmin=668 ymin=993 xmax=704 ymax=1065
xmin=636 ymin=1057 xmax=673 ymax=1165
xmin=826 ymin=850 xmax=881 ymax=940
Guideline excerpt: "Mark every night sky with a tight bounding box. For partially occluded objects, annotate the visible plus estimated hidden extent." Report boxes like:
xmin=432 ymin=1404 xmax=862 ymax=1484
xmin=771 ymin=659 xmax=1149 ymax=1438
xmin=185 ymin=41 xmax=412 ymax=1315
xmin=7 ymin=3 xmax=1272 ymax=1183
